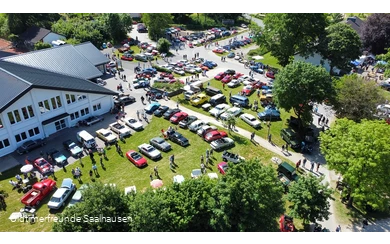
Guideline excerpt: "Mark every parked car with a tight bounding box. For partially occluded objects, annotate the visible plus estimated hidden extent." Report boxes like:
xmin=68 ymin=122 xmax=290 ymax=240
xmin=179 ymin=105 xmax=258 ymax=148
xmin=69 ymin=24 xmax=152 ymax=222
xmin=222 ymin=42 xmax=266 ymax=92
xmin=189 ymin=120 xmax=209 ymax=132
xmin=21 ymin=179 xmax=56 ymax=207
xmin=222 ymin=151 xmax=245 ymax=163
xmin=220 ymin=106 xmax=243 ymax=120
xmin=114 ymin=95 xmax=136 ymax=105
xmin=46 ymin=148 xmax=67 ymax=166
xmin=227 ymin=79 xmax=241 ymax=88
xmin=197 ymin=125 xmax=217 ymax=137
xmin=109 ymin=122 xmax=132 ymax=137
xmin=266 ymin=70 xmax=276 ymax=79
xmin=47 ymin=178 xmax=76 ymax=209
xmin=96 ymin=128 xmax=117 ymax=144
xmin=121 ymin=117 xmax=143 ymax=131
xmin=209 ymin=103 xmax=231 ymax=117
xmin=133 ymin=79 xmax=150 ymax=89
xmin=16 ymin=139 xmax=45 ymax=155
xmin=173 ymin=67 xmax=185 ymax=76
xmin=170 ymin=111 xmax=188 ymax=124
xmin=217 ymin=162 xmax=228 ymax=175
xmin=163 ymin=108 xmax=181 ymax=120
xmin=190 ymin=94 xmax=209 ymax=106
xmin=154 ymin=105 xmax=169 ymax=117
xmin=240 ymin=113 xmax=261 ymax=129
xmin=138 ymin=143 xmax=161 ymax=160
xmin=63 ymin=139 xmax=83 ymax=157
xmin=149 ymin=137 xmax=172 ymax=152
xmin=221 ymin=75 xmax=233 ymax=84
xmin=204 ymin=130 xmax=228 ymax=142
xmin=278 ymin=162 xmax=299 ymax=191
xmin=168 ymin=131 xmax=189 ymax=146
xmin=33 ymin=157 xmax=51 ymax=175
xmin=183 ymin=90 xmax=195 ymax=101
xmin=211 ymin=138 xmax=235 ymax=150
xmin=134 ymin=54 xmax=147 ymax=62
xmin=280 ymin=128 xmax=300 ymax=149
xmin=179 ymin=115 xmax=198 ymax=129
xmin=82 ymin=115 xmax=104 ymax=126
xmin=144 ymin=102 xmax=161 ymax=114
xmin=126 ymin=150 xmax=147 ymax=167
xmin=121 ymin=54 xmax=133 ymax=61
xmin=214 ymin=72 xmax=226 ymax=80
xmin=241 ymin=85 xmax=254 ymax=96
xmin=68 ymin=184 xmax=88 ymax=207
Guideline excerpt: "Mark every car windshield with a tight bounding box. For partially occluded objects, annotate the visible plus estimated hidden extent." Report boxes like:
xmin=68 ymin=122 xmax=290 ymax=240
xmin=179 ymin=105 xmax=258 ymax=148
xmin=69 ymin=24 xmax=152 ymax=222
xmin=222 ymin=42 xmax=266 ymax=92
xmin=69 ymin=143 xmax=76 ymax=149
xmin=102 ymin=132 xmax=111 ymax=137
xmin=129 ymin=119 xmax=136 ymax=123
xmin=50 ymin=197 xmax=61 ymax=203
xmin=37 ymin=159 xmax=47 ymax=166
xmin=155 ymin=139 xmax=164 ymax=144
xmin=146 ymin=147 xmax=155 ymax=152
xmin=132 ymin=153 xmax=142 ymax=160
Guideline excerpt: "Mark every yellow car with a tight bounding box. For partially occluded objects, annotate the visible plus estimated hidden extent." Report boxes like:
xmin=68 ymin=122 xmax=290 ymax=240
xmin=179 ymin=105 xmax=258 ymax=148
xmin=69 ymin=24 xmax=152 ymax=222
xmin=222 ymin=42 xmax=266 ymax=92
xmin=190 ymin=94 xmax=209 ymax=106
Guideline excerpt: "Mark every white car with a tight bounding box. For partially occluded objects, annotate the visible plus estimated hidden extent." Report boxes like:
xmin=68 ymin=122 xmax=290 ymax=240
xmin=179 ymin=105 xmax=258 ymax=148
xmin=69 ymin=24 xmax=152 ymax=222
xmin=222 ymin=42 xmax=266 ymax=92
xmin=138 ymin=143 xmax=161 ymax=160
xmin=238 ymin=75 xmax=250 ymax=83
xmin=209 ymin=104 xmax=231 ymax=117
xmin=184 ymin=67 xmax=197 ymax=74
xmin=186 ymin=64 xmax=202 ymax=73
xmin=189 ymin=120 xmax=209 ymax=132
xmin=227 ymin=79 xmax=240 ymax=88
xmin=96 ymin=128 xmax=117 ymax=144
xmin=121 ymin=117 xmax=143 ymax=131
xmin=109 ymin=122 xmax=131 ymax=137
xmin=197 ymin=125 xmax=217 ymax=137
xmin=234 ymin=55 xmax=241 ymax=60
xmin=240 ymin=113 xmax=261 ymax=129
xmin=210 ymin=137 xmax=235 ymax=150
xmin=160 ymin=64 xmax=173 ymax=71
xmin=220 ymin=106 xmax=243 ymax=120
xmin=174 ymin=68 xmax=185 ymax=76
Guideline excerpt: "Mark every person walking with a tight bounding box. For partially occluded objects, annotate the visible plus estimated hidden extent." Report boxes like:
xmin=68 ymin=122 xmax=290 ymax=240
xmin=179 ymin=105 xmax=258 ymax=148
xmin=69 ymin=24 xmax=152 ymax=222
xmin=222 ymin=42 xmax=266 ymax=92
xmin=302 ymin=157 xmax=307 ymax=168
xmin=336 ymin=225 xmax=341 ymax=232
xmin=154 ymin=166 xmax=159 ymax=177
xmin=310 ymin=161 xmax=315 ymax=171
xmin=200 ymin=155 xmax=204 ymax=164
xmin=316 ymin=163 xmax=320 ymax=172
xmin=251 ymin=131 xmax=255 ymax=141
xmin=325 ymin=118 xmax=329 ymax=126
xmin=92 ymin=164 xmax=98 ymax=175
xmin=281 ymin=144 xmax=285 ymax=151
xmin=268 ymin=134 xmax=272 ymax=143
xmin=149 ymin=173 xmax=153 ymax=181
xmin=295 ymin=159 xmax=301 ymax=170
xmin=205 ymin=149 xmax=209 ymax=159
xmin=200 ymin=163 xmax=205 ymax=174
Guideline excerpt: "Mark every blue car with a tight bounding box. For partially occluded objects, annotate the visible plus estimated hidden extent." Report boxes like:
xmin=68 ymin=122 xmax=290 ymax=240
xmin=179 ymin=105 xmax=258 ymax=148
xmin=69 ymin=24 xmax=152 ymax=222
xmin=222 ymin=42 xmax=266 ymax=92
xmin=202 ymin=62 xmax=214 ymax=69
xmin=257 ymin=107 xmax=280 ymax=121
xmin=207 ymin=61 xmax=218 ymax=67
xmin=142 ymin=68 xmax=157 ymax=74
xmin=227 ymin=52 xmax=235 ymax=58
xmin=144 ymin=102 xmax=161 ymax=114
xmin=222 ymin=31 xmax=231 ymax=37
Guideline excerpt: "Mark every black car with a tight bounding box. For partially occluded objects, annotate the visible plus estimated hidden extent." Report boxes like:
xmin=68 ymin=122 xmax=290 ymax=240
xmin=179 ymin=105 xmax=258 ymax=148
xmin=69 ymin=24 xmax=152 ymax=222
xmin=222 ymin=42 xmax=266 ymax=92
xmin=114 ymin=95 xmax=136 ymax=105
xmin=163 ymin=108 xmax=181 ymax=120
xmin=225 ymin=69 xmax=236 ymax=75
xmin=16 ymin=139 xmax=45 ymax=155
xmin=167 ymin=131 xmax=189 ymax=147
xmin=179 ymin=115 xmax=198 ymax=129
xmin=154 ymin=106 xmax=170 ymax=117
xmin=82 ymin=115 xmax=104 ymax=126
xmin=148 ymin=89 xmax=163 ymax=99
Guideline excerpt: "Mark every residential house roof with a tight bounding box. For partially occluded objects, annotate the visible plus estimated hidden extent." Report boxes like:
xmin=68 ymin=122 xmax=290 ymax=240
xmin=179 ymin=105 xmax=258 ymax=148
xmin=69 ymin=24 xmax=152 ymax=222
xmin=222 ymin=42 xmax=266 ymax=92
xmin=19 ymin=26 xmax=51 ymax=44
xmin=74 ymin=42 xmax=109 ymax=66
xmin=346 ymin=17 xmax=364 ymax=35
xmin=1 ymin=44 xmax=103 ymax=80
xmin=0 ymin=61 xmax=116 ymax=113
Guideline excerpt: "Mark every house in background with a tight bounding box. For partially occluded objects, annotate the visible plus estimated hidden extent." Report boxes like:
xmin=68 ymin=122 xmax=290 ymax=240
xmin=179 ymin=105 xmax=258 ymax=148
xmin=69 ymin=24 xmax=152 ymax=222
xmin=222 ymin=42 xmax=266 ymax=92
xmin=345 ymin=16 xmax=365 ymax=35
xmin=19 ymin=26 xmax=66 ymax=49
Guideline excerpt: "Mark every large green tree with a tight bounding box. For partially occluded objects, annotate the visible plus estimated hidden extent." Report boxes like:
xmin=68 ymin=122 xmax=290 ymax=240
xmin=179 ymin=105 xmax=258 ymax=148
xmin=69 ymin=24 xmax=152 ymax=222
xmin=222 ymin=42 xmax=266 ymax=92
xmin=319 ymin=23 xmax=361 ymax=74
xmin=211 ymin=159 xmax=285 ymax=231
xmin=286 ymin=175 xmax=333 ymax=225
xmin=273 ymin=61 xmax=333 ymax=127
xmin=331 ymin=74 xmax=385 ymax=122
xmin=53 ymin=183 xmax=131 ymax=232
xmin=142 ymin=13 xmax=173 ymax=41
xmin=361 ymin=13 xmax=390 ymax=55
xmin=259 ymin=13 xmax=328 ymax=66
xmin=376 ymin=47 xmax=390 ymax=78
xmin=328 ymin=13 xmax=344 ymax=25
xmin=157 ymin=38 xmax=171 ymax=54
xmin=320 ymin=119 xmax=390 ymax=211
xmin=7 ymin=13 xmax=60 ymax=35
xmin=102 ymin=13 xmax=132 ymax=42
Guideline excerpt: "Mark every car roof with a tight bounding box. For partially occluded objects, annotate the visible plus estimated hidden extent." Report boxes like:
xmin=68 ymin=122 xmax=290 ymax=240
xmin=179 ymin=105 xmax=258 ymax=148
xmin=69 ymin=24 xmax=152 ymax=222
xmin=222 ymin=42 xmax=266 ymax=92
xmin=61 ymin=178 xmax=73 ymax=188
xmin=53 ymin=188 xmax=68 ymax=198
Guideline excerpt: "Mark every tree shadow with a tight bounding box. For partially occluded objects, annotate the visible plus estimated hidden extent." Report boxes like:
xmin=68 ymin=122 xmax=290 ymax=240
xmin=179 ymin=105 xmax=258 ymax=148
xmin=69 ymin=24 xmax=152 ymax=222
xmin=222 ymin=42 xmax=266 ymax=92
xmin=230 ymin=134 xmax=249 ymax=145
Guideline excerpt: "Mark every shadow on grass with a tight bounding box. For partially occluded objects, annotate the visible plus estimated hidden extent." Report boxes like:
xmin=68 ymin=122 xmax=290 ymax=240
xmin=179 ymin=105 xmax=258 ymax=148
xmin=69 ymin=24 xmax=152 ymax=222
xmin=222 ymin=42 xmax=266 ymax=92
xmin=229 ymin=134 xmax=249 ymax=146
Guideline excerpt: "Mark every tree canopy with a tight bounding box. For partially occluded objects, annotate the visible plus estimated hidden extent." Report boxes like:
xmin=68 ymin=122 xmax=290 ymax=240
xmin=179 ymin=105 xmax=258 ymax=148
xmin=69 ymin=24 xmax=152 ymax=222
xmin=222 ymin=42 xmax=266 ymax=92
xmin=319 ymin=23 xmax=361 ymax=73
xmin=7 ymin=13 xmax=61 ymax=35
xmin=142 ymin=13 xmax=173 ymax=41
xmin=320 ymin=118 xmax=390 ymax=211
xmin=376 ymin=47 xmax=390 ymax=78
xmin=260 ymin=13 xmax=328 ymax=66
xmin=273 ymin=61 xmax=333 ymax=127
xmin=331 ymin=74 xmax=385 ymax=122
xmin=328 ymin=13 xmax=344 ymax=25
xmin=361 ymin=13 xmax=390 ymax=55
xmin=157 ymin=38 xmax=171 ymax=54
xmin=286 ymin=175 xmax=333 ymax=224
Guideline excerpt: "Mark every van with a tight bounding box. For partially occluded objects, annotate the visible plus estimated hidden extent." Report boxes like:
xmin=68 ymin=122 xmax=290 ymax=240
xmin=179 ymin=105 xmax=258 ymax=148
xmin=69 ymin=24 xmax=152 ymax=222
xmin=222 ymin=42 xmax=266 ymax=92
xmin=229 ymin=95 xmax=250 ymax=108
xmin=209 ymin=94 xmax=226 ymax=106
xmin=76 ymin=130 xmax=96 ymax=149
xmin=205 ymin=86 xmax=222 ymax=97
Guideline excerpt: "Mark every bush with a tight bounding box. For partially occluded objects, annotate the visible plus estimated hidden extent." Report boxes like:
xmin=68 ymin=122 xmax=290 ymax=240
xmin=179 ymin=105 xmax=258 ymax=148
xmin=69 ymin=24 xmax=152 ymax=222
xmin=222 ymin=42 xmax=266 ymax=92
xmin=34 ymin=42 xmax=52 ymax=50
xmin=247 ymin=46 xmax=268 ymax=57
xmin=151 ymin=64 xmax=172 ymax=73
xmin=153 ymin=81 xmax=184 ymax=92
xmin=157 ymin=38 xmax=171 ymax=54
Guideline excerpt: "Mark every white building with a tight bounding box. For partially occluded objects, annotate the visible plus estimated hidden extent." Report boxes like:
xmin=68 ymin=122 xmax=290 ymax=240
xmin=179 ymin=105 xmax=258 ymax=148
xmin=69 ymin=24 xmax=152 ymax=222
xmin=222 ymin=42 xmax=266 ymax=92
xmin=0 ymin=43 xmax=116 ymax=158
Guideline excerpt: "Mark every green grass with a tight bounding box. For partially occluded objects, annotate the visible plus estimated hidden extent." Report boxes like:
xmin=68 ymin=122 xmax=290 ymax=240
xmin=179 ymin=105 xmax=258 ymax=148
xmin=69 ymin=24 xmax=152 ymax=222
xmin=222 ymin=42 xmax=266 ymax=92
xmin=250 ymin=14 xmax=266 ymax=20
xmin=248 ymin=52 xmax=282 ymax=70
xmin=172 ymin=78 xmax=295 ymax=146
xmin=379 ymin=89 xmax=390 ymax=102
xmin=114 ymin=46 xmax=162 ymax=64
xmin=0 ymin=117 xmax=290 ymax=231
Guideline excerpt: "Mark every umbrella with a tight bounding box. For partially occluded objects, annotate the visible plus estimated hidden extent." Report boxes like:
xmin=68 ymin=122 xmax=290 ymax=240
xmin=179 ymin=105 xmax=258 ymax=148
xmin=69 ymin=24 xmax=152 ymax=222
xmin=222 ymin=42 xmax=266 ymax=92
xmin=173 ymin=175 xmax=185 ymax=184
xmin=150 ymin=179 xmax=163 ymax=188
xmin=20 ymin=164 xmax=33 ymax=174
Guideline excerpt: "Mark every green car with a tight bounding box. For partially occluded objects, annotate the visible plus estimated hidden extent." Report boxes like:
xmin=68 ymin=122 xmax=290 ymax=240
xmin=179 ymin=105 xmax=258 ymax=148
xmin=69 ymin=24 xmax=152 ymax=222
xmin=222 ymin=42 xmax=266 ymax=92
xmin=280 ymin=128 xmax=300 ymax=149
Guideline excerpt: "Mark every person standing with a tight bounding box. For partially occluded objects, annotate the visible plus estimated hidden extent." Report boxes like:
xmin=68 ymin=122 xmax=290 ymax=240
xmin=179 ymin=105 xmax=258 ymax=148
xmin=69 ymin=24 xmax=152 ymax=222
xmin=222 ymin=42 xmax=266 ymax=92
xmin=310 ymin=161 xmax=315 ymax=171
xmin=285 ymin=143 xmax=289 ymax=153
xmin=268 ymin=134 xmax=272 ymax=143
xmin=154 ymin=166 xmax=159 ymax=177
xmin=149 ymin=173 xmax=153 ymax=181
xmin=281 ymin=144 xmax=285 ymax=151
xmin=336 ymin=225 xmax=341 ymax=232
xmin=92 ymin=164 xmax=98 ymax=175
xmin=200 ymin=163 xmax=205 ymax=174
xmin=316 ymin=163 xmax=320 ymax=172
xmin=296 ymin=160 xmax=301 ymax=170
xmin=251 ymin=131 xmax=255 ymax=141
xmin=302 ymin=158 xmax=307 ymax=168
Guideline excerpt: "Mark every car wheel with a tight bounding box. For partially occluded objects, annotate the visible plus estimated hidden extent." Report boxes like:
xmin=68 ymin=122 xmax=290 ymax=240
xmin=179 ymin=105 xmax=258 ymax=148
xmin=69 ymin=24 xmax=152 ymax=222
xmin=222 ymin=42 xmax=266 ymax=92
xmin=36 ymin=201 xmax=40 ymax=206
xmin=222 ymin=157 xmax=227 ymax=161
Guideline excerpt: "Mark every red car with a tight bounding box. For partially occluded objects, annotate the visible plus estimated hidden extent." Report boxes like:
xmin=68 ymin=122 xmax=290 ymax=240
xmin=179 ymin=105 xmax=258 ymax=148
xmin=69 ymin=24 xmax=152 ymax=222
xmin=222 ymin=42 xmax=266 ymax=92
xmin=204 ymin=130 xmax=228 ymax=142
xmin=252 ymin=81 xmax=267 ymax=89
xmin=180 ymin=37 xmax=186 ymax=42
xmin=217 ymin=162 xmax=228 ymax=175
xmin=233 ymin=72 xmax=243 ymax=79
xmin=170 ymin=112 xmax=188 ymax=124
xmin=241 ymin=85 xmax=254 ymax=96
xmin=221 ymin=75 xmax=233 ymax=83
xmin=33 ymin=158 xmax=51 ymax=175
xmin=176 ymin=62 xmax=185 ymax=68
xmin=214 ymin=72 xmax=226 ymax=80
xmin=213 ymin=48 xmax=224 ymax=54
xmin=126 ymin=150 xmax=148 ymax=167
xmin=200 ymin=65 xmax=209 ymax=71
xmin=160 ymin=72 xmax=174 ymax=79
xmin=266 ymin=71 xmax=276 ymax=79
xmin=121 ymin=55 xmax=133 ymax=61
xmin=188 ymin=42 xmax=194 ymax=48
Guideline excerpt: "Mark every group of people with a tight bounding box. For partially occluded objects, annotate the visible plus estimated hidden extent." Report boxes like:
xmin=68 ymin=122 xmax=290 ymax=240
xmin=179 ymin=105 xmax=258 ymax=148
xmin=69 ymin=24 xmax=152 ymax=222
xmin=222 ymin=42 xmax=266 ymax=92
xmin=318 ymin=114 xmax=329 ymax=127
xmin=295 ymin=158 xmax=321 ymax=172
xmin=200 ymin=148 xmax=213 ymax=174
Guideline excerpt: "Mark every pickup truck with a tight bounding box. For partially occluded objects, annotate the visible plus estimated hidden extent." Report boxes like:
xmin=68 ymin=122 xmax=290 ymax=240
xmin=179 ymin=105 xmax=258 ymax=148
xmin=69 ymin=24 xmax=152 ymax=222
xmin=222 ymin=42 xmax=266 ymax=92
xmin=222 ymin=151 xmax=245 ymax=163
xmin=20 ymin=179 xmax=56 ymax=206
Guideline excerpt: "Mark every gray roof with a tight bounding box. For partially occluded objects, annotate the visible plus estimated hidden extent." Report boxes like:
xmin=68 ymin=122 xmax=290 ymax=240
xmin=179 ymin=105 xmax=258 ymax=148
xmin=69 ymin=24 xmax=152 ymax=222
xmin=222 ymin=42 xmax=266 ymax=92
xmin=1 ymin=44 xmax=102 ymax=80
xmin=0 ymin=61 xmax=116 ymax=113
xmin=20 ymin=26 xmax=51 ymax=44
xmin=346 ymin=17 xmax=364 ymax=34
xmin=74 ymin=42 xmax=109 ymax=66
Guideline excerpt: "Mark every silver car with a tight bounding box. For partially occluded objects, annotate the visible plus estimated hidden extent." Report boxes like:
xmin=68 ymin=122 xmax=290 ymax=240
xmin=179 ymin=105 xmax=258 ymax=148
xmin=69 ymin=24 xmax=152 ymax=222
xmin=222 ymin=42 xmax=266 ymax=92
xmin=138 ymin=143 xmax=161 ymax=160
xmin=149 ymin=137 xmax=171 ymax=152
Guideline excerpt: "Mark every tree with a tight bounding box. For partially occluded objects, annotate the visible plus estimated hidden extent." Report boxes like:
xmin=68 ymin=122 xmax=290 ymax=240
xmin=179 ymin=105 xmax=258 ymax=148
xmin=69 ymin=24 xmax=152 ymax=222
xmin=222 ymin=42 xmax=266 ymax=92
xmin=211 ymin=159 xmax=285 ymax=231
xmin=331 ymin=74 xmax=385 ymax=122
xmin=53 ymin=183 xmax=131 ymax=232
xmin=320 ymin=119 xmax=390 ymax=211
xmin=157 ymin=38 xmax=171 ymax=54
xmin=225 ymin=114 xmax=236 ymax=132
xmin=34 ymin=42 xmax=51 ymax=50
xmin=7 ymin=13 xmax=60 ymax=35
xmin=273 ymin=61 xmax=333 ymax=127
xmin=102 ymin=13 xmax=132 ymax=42
xmin=286 ymin=175 xmax=333 ymax=225
xmin=171 ymin=13 xmax=191 ymax=24
xmin=328 ymin=13 xmax=344 ymax=25
xmin=319 ymin=23 xmax=361 ymax=74
xmin=142 ymin=13 xmax=173 ymax=41
xmin=376 ymin=47 xmax=390 ymax=78
xmin=260 ymin=14 xmax=328 ymax=66
xmin=361 ymin=13 xmax=390 ymax=55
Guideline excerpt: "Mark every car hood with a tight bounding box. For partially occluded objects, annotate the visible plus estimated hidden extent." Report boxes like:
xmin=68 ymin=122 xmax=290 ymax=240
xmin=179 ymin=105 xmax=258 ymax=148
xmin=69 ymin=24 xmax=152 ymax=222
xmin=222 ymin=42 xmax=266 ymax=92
xmin=47 ymin=200 xmax=61 ymax=208
xmin=106 ymin=134 xmax=117 ymax=141
xmin=119 ymin=128 xmax=131 ymax=134
xmin=149 ymin=150 xmax=161 ymax=157
xmin=131 ymin=121 xmax=143 ymax=128
xmin=54 ymin=154 xmax=67 ymax=162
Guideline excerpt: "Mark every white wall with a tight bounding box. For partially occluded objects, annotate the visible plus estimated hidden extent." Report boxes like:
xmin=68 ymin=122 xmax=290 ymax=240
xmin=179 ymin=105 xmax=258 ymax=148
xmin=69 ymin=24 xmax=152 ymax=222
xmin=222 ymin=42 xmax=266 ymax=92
xmin=294 ymin=52 xmax=331 ymax=72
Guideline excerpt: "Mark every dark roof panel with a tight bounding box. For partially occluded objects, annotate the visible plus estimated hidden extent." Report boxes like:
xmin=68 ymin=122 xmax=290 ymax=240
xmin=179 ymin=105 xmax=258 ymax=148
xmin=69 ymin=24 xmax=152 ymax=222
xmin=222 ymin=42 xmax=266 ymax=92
xmin=20 ymin=26 xmax=51 ymax=44
xmin=0 ymin=67 xmax=31 ymax=112
xmin=74 ymin=42 xmax=109 ymax=66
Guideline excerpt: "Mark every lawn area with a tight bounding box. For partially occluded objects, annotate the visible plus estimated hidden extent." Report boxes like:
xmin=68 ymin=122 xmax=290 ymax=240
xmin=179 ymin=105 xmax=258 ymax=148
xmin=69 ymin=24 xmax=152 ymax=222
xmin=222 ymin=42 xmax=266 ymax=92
xmin=113 ymin=45 xmax=162 ymax=64
xmin=172 ymin=78 xmax=295 ymax=147
xmin=379 ymin=89 xmax=390 ymax=102
xmin=0 ymin=116 xmax=290 ymax=232
xmin=247 ymin=51 xmax=282 ymax=70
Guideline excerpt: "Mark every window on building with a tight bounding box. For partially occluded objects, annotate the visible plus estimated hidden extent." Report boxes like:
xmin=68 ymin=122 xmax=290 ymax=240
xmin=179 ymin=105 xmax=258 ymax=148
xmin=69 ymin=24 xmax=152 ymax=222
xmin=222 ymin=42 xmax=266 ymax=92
xmin=28 ymin=127 xmax=40 ymax=137
xmin=93 ymin=103 xmax=102 ymax=111
xmin=15 ymin=132 xmax=27 ymax=142
xmin=0 ymin=139 xmax=10 ymax=149
xmin=44 ymin=100 xmax=51 ymax=111
xmin=80 ymin=107 xmax=90 ymax=116
xmin=8 ymin=112 xmax=15 ymax=124
xmin=8 ymin=110 xmax=21 ymax=124
xmin=0 ymin=118 xmax=3 ymax=129
xmin=56 ymin=96 xmax=62 ymax=108
xmin=38 ymin=100 xmax=50 ymax=113
xmin=77 ymin=95 xmax=87 ymax=101
xmin=21 ymin=105 xmax=35 ymax=120
xmin=14 ymin=110 xmax=21 ymax=123
xmin=51 ymin=97 xmax=57 ymax=109
xmin=66 ymin=94 xmax=76 ymax=104
xmin=70 ymin=111 xmax=80 ymax=120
